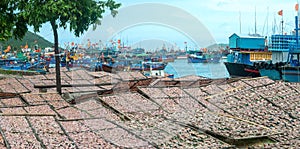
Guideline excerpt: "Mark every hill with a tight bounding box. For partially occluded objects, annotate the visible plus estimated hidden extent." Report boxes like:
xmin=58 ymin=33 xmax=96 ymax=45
xmin=0 ymin=31 xmax=53 ymax=51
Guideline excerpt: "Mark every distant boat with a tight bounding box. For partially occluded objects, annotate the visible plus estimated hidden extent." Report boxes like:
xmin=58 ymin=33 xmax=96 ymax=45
xmin=143 ymin=69 xmax=174 ymax=78
xmin=137 ymin=61 xmax=173 ymax=78
xmin=0 ymin=57 xmax=46 ymax=74
xmin=187 ymin=50 xmax=221 ymax=63
xmin=101 ymin=63 xmax=114 ymax=73
xmin=160 ymin=55 xmax=175 ymax=62
xmin=92 ymin=61 xmax=126 ymax=73
xmin=130 ymin=61 xmax=167 ymax=71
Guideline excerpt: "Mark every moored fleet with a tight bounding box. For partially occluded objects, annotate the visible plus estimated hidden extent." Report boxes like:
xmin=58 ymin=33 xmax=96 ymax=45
xmin=0 ymin=39 xmax=225 ymax=78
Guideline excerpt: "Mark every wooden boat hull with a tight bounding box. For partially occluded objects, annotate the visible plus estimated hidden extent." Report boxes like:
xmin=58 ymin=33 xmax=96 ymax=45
xmin=102 ymin=64 xmax=114 ymax=73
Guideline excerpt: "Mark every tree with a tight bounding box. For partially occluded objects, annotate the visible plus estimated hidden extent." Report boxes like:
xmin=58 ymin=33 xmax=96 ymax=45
xmin=0 ymin=0 xmax=28 ymax=41
xmin=15 ymin=0 xmax=121 ymax=94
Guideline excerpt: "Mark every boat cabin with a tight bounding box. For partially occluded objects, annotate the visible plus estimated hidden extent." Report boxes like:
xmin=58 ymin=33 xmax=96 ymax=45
xmin=228 ymin=33 xmax=271 ymax=64
xmin=229 ymin=33 xmax=266 ymax=51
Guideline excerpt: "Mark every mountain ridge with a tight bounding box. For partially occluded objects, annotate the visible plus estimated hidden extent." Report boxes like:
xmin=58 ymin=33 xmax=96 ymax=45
xmin=0 ymin=31 xmax=53 ymax=51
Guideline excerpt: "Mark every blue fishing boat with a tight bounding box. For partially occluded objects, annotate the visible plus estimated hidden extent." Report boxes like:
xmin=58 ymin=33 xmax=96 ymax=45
xmin=224 ymin=33 xmax=271 ymax=77
xmin=258 ymin=13 xmax=300 ymax=82
xmin=187 ymin=50 xmax=221 ymax=63
xmin=0 ymin=57 xmax=47 ymax=74
xmin=256 ymin=34 xmax=292 ymax=80
xmin=280 ymin=15 xmax=300 ymax=82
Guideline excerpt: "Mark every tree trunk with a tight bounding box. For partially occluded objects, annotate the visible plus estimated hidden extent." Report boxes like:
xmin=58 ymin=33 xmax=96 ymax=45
xmin=51 ymin=20 xmax=62 ymax=94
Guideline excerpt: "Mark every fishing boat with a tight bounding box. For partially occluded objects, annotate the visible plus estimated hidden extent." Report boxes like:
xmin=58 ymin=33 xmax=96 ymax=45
xmin=160 ymin=55 xmax=175 ymax=62
xmin=100 ymin=63 xmax=114 ymax=73
xmin=99 ymin=62 xmax=126 ymax=73
xmin=130 ymin=61 xmax=167 ymax=71
xmin=0 ymin=57 xmax=47 ymax=74
xmin=258 ymin=7 xmax=300 ymax=82
xmin=278 ymin=16 xmax=300 ymax=82
xmin=135 ymin=61 xmax=173 ymax=78
xmin=143 ymin=69 xmax=174 ymax=78
xmin=47 ymin=56 xmax=67 ymax=68
xmin=91 ymin=59 xmax=115 ymax=73
xmin=91 ymin=56 xmax=129 ymax=73
xmin=187 ymin=50 xmax=221 ymax=63
xmin=256 ymin=34 xmax=291 ymax=80
xmin=224 ymin=33 xmax=271 ymax=77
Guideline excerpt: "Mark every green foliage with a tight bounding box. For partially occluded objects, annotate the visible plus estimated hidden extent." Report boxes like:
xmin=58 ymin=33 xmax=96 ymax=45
xmin=17 ymin=0 xmax=121 ymax=36
xmin=0 ymin=0 xmax=121 ymax=39
xmin=0 ymin=0 xmax=28 ymax=41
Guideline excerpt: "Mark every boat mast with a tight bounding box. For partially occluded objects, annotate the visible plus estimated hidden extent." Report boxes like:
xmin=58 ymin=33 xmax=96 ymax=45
xmin=297 ymin=2 xmax=299 ymax=62
xmin=262 ymin=7 xmax=269 ymax=36
xmin=288 ymin=3 xmax=299 ymax=63
xmin=239 ymin=10 xmax=242 ymax=34
xmin=296 ymin=16 xmax=298 ymax=47
xmin=281 ymin=12 xmax=284 ymax=35
xmin=267 ymin=7 xmax=269 ymax=36
xmin=296 ymin=3 xmax=299 ymax=47
xmin=272 ymin=15 xmax=277 ymax=34
xmin=281 ymin=20 xmax=284 ymax=35
xmin=255 ymin=7 xmax=257 ymax=35
xmin=292 ymin=11 xmax=299 ymax=63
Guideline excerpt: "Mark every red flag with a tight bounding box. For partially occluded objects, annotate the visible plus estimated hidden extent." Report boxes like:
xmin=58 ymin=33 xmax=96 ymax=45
xmin=296 ymin=4 xmax=299 ymax=11
xmin=278 ymin=10 xmax=283 ymax=16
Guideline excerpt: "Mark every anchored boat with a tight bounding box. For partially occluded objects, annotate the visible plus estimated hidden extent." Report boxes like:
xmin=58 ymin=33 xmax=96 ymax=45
xmin=278 ymin=15 xmax=300 ymax=82
xmin=258 ymin=10 xmax=300 ymax=82
xmin=224 ymin=33 xmax=271 ymax=78
xmin=187 ymin=50 xmax=221 ymax=63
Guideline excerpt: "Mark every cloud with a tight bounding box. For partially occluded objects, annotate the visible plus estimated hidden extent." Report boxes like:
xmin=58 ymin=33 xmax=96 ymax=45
xmin=30 ymin=0 xmax=300 ymax=47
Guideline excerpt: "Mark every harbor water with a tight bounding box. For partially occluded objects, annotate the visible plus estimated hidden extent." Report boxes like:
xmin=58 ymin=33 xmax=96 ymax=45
xmin=164 ymin=58 xmax=229 ymax=79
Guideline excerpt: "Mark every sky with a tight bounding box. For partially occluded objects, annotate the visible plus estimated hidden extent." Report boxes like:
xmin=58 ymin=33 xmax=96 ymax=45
xmin=33 ymin=0 xmax=300 ymax=50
